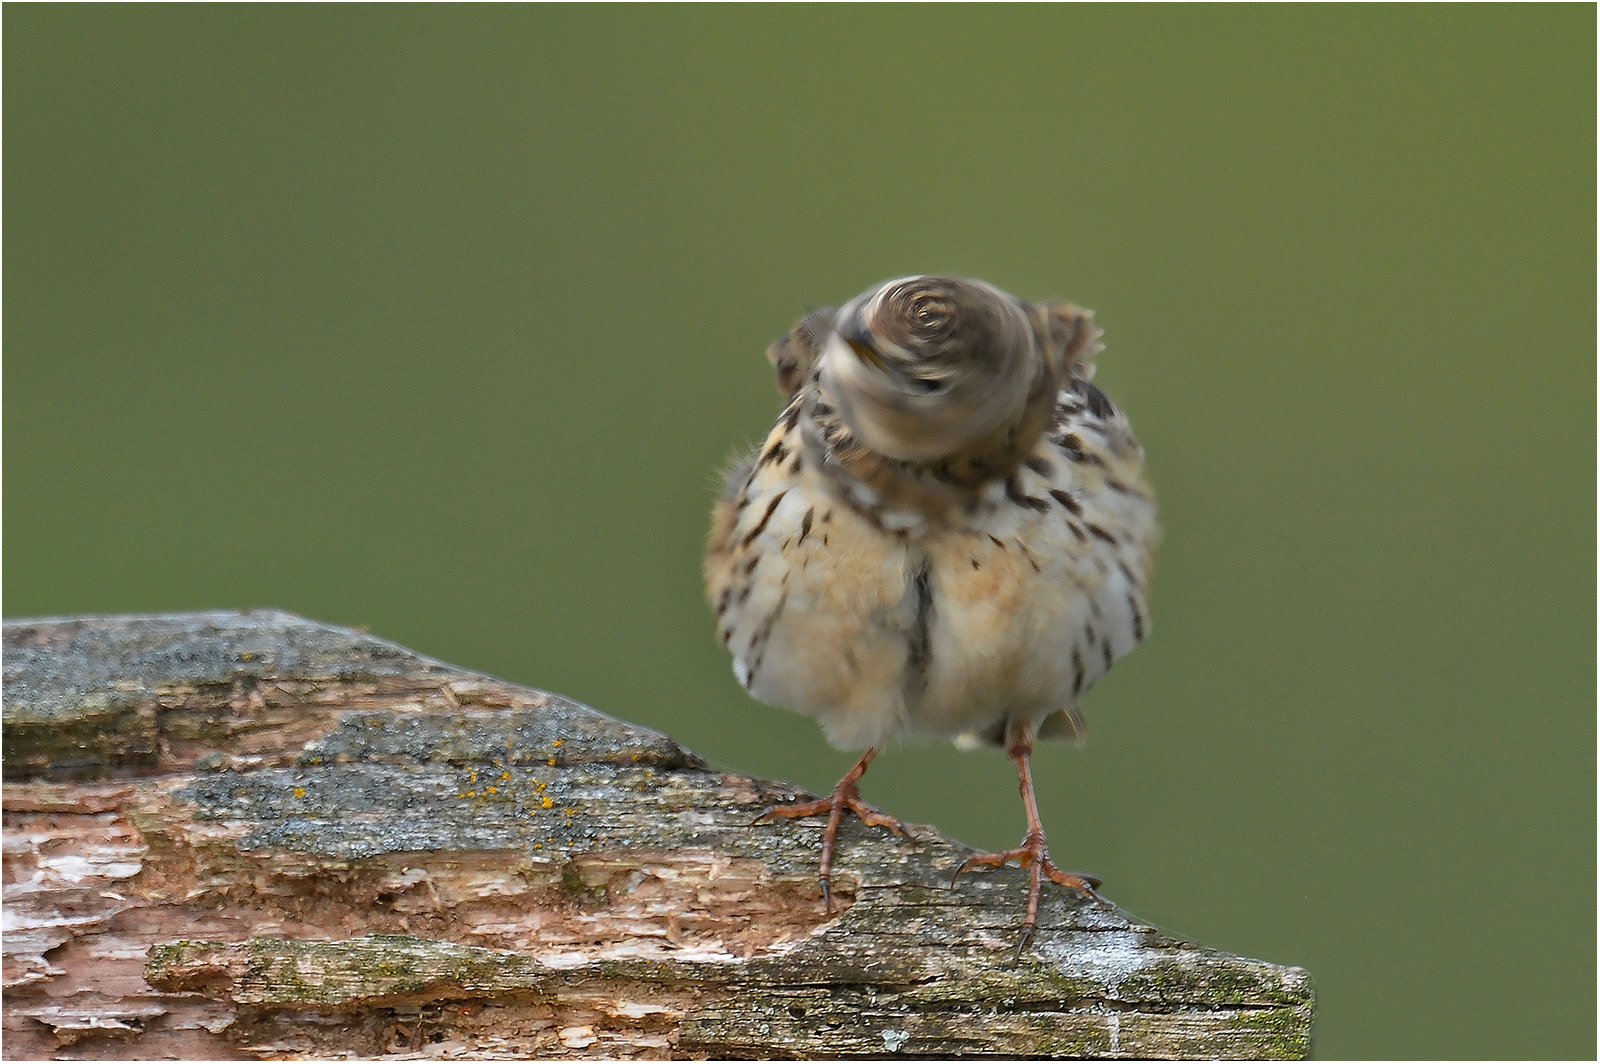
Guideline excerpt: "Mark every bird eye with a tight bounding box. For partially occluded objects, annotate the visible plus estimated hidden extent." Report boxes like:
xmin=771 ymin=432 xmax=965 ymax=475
xmin=910 ymin=375 xmax=945 ymax=394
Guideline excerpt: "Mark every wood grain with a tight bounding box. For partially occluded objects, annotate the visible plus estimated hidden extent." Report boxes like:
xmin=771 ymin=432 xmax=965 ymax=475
xmin=2 ymin=611 xmax=1312 ymax=1059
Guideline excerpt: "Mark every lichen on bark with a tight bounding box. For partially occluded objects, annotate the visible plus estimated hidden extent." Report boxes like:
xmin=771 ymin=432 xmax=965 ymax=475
xmin=2 ymin=610 xmax=1312 ymax=1058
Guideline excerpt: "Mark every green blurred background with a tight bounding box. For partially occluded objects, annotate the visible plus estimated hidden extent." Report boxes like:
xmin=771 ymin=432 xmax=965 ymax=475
xmin=5 ymin=6 xmax=1592 ymax=1057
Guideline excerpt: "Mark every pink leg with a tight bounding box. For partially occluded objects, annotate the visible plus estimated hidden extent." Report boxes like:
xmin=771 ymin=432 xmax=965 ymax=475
xmin=950 ymin=722 xmax=1107 ymax=957
xmin=755 ymin=747 xmax=908 ymax=909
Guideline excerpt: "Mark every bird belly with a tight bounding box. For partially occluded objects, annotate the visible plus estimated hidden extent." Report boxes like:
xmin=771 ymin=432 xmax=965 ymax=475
xmin=713 ymin=475 xmax=918 ymax=751
xmin=913 ymin=515 xmax=1103 ymax=739
xmin=708 ymin=408 xmax=1155 ymax=752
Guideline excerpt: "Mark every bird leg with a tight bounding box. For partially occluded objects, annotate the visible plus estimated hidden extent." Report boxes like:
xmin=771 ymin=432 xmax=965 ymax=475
xmin=753 ymin=746 xmax=907 ymax=910
xmin=950 ymin=722 xmax=1108 ymax=958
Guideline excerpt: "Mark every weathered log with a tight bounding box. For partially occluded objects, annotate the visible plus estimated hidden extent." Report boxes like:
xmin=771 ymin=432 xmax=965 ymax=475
xmin=1 ymin=611 xmax=1312 ymax=1059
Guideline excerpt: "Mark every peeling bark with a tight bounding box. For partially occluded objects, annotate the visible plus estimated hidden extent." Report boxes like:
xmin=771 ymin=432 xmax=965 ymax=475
xmin=2 ymin=611 xmax=1312 ymax=1059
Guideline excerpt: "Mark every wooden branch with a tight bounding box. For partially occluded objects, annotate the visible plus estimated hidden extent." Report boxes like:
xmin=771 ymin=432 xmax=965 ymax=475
xmin=2 ymin=611 xmax=1312 ymax=1059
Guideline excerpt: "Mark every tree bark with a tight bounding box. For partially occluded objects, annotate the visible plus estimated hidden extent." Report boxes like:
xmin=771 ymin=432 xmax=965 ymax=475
xmin=2 ymin=611 xmax=1312 ymax=1059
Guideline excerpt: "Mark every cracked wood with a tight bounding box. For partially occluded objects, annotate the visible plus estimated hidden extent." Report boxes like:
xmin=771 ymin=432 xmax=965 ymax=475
xmin=2 ymin=610 xmax=1312 ymax=1059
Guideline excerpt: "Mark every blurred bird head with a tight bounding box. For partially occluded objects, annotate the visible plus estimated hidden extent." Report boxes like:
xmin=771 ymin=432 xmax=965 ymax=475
xmin=818 ymin=275 xmax=1091 ymax=464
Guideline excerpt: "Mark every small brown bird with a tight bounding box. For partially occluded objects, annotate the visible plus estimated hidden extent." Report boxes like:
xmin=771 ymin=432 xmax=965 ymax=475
xmin=706 ymin=276 xmax=1157 ymax=951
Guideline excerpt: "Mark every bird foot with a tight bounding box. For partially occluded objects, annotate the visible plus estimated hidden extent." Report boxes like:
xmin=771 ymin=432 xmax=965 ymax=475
xmin=950 ymin=831 xmax=1109 ymax=960
xmin=753 ymin=773 xmax=907 ymax=911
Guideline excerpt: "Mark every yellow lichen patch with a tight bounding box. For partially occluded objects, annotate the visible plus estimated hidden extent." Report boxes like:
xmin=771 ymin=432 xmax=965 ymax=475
xmin=293 ymin=787 xmax=307 ymax=799
xmin=541 ymin=796 xmax=554 ymax=809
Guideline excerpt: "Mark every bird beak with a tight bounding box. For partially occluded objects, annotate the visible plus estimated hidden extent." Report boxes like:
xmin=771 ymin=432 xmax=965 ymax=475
xmin=840 ymin=319 xmax=887 ymax=371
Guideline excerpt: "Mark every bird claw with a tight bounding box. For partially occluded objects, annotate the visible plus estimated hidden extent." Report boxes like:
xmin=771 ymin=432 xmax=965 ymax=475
xmin=753 ymin=794 xmax=908 ymax=836
xmin=950 ymin=839 xmax=1103 ymax=892
xmin=950 ymin=832 xmax=1109 ymax=955
xmin=1046 ymin=866 xmax=1107 ymax=902
xmin=749 ymin=754 xmax=906 ymax=913
xmin=1011 ymin=923 xmax=1037 ymax=965
xmin=749 ymin=797 xmax=829 ymax=828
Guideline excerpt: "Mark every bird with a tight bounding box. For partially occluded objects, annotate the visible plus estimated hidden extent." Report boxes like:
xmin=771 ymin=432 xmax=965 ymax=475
xmin=705 ymin=275 xmax=1157 ymax=953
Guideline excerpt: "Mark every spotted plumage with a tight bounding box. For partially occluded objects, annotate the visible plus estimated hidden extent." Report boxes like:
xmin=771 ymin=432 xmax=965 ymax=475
xmin=705 ymin=276 xmax=1158 ymax=950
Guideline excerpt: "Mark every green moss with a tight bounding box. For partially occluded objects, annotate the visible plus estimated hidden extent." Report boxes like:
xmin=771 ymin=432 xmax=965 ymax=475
xmin=226 ymin=935 xmax=563 ymax=1007
xmin=1227 ymin=1005 xmax=1314 ymax=1059
xmin=1116 ymin=958 xmax=1307 ymax=1008
xmin=560 ymin=859 xmax=609 ymax=905
xmin=1026 ymin=1031 xmax=1110 ymax=1057
xmin=3 ymin=696 xmax=159 ymax=779
xmin=145 ymin=938 xmax=228 ymax=986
